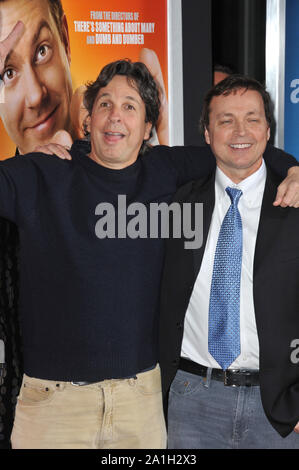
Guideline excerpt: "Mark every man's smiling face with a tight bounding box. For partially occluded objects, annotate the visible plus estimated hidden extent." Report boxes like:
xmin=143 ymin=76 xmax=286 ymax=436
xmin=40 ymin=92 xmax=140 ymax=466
xmin=0 ymin=0 xmax=72 ymax=154
xmin=87 ymin=74 xmax=152 ymax=169
xmin=204 ymin=88 xmax=270 ymax=182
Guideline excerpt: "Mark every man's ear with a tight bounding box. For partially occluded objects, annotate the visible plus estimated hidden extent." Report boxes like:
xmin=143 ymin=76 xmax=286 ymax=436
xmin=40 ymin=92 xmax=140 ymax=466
xmin=84 ymin=115 xmax=91 ymax=135
xmin=204 ymin=126 xmax=211 ymax=145
xmin=61 ymin=13 xmax=71 ymax=63
xmin=144 ymin=121 xmax=152 ymax=141
xmin=267 ymin=126 xmax=270 ymax=141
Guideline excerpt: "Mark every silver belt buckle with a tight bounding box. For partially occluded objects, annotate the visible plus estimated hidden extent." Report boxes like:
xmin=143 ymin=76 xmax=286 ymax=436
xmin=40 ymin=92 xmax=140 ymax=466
xmin=224 ymin=369 xmax=239 ymax=387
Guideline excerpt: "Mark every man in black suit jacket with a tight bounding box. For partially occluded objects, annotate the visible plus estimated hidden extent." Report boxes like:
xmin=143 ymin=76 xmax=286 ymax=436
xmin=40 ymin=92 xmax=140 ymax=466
xmin=160 ymin=75 xmax=299 ymax=449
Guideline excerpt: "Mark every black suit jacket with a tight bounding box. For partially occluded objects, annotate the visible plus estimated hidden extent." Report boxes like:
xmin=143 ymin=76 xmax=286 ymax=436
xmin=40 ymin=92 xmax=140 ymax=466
xmin=159 ymin=165 xmax=299 ymax=437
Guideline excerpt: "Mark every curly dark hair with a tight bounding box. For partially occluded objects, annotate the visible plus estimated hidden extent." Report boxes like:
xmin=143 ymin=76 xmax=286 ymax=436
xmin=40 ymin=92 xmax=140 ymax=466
xmin=200 ymin=74 xmax=273 ymax=134
xmin=83 ymin=59 xmax=161 ymax=154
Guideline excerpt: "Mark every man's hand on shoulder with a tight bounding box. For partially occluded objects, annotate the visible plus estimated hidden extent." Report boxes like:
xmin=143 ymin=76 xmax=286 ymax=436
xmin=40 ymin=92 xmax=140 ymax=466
xmin=273 ymin=166 xmax=299 ymax=208
xmin=33 ymin=130 xmax=73 ymax=160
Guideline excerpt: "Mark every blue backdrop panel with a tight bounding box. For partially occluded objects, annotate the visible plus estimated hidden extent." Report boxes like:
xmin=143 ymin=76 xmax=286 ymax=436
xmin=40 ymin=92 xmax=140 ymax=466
xmin=285 ymin=0 xmax=299 ymax=160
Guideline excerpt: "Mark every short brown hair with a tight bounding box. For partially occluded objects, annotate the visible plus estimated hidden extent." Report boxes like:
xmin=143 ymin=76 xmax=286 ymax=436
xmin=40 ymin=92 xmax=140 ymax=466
xmin=48 ymin=0 xmax=64 ymax=38
xmin=200 ymin=74 xmax=273 ymax=134
xmin=0 ymin=0 xmax=64 ymax=38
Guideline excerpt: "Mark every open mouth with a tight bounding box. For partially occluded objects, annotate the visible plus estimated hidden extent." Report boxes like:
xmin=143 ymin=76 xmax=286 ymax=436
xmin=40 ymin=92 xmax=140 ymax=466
xmin=104 ymin=131 xmax=125 ymax=142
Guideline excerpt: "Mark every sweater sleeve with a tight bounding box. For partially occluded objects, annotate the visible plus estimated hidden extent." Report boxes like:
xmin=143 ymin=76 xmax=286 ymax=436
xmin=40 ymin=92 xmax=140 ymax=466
xmin=0 ymin=156 xmax=39 ymax=224
xmin=154 ymin=143 xmax=298 ymax=186
xmin=153 ymin=145 xmax=216 ymax=187
xmin=263 ymin=144 xmax=299 ymax=177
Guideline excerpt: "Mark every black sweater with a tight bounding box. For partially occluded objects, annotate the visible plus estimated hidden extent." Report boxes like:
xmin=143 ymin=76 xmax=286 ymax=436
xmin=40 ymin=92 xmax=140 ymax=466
xmin=0 ymin=140 xmax=294 ymax=381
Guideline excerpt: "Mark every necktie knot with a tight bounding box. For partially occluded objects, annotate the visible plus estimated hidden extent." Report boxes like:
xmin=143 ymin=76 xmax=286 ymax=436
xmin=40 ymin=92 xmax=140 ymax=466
xmin=226 ymin=187 xmax=243 ymax=206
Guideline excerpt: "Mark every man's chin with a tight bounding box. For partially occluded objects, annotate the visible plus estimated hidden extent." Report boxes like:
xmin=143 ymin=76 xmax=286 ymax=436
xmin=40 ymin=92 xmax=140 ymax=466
xmin=18 ymin=134 xmax=58 ymax=155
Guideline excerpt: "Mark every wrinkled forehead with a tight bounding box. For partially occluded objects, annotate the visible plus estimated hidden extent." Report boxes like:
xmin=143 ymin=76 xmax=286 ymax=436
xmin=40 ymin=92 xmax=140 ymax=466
xmin=95 ymin=76 xmax=143 ymax=104
xmin=0 ymin=0 xmax=58 ymax=43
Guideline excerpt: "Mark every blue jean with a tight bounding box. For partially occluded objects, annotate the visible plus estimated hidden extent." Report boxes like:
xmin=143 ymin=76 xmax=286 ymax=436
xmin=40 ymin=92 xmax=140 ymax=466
xmin=167 ymin=368 xmax=299 ymax=449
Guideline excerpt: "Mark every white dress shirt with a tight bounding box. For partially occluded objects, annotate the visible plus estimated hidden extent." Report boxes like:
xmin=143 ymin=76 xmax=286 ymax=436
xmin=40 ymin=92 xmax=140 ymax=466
xmin=181 ymin=160 xmax=267 ymax=370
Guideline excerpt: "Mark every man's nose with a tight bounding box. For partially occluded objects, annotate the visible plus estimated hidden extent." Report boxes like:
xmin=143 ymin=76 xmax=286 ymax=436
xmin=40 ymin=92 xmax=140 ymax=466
xmin=234 ymin=120 xmax=246 ymax=136
xmin=23 ymin=66 xmax=47 ymax=108
xmin=108 ymin=106 xmax=121 ymax=122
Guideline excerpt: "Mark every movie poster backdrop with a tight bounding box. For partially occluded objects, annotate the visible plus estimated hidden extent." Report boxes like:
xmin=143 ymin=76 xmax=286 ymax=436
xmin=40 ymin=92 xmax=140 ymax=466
xmin=0 ymin=0 xmax=168 ymax=158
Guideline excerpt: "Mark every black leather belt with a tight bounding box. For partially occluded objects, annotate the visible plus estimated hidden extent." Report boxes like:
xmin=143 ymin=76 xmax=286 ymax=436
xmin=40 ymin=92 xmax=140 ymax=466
xmin=179 ymin=358 xmax=259 ymax=387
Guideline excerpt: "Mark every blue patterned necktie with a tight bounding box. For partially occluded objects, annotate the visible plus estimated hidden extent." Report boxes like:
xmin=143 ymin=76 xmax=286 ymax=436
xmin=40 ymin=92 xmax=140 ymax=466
xmin=208 ymin=187 xmax=243 ymax=370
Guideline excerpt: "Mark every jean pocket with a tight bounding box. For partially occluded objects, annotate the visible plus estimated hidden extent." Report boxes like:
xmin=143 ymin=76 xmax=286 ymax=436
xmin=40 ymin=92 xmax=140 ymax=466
xmin=133 ymin=365 xmax=162 ymax=396
xmin=170 ymin=369 xmax=207 ymax=397
xmin=18 ymin=382 xmax=56 ymax=407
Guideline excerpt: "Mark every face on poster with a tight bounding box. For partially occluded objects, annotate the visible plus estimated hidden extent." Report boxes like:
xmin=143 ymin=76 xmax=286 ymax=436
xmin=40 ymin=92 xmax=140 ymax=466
xmin=0 ymin=0 xmax=168 ymax=158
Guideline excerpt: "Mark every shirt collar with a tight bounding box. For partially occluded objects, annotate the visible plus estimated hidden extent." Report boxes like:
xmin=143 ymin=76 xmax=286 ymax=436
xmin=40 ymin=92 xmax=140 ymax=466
xmin=215 ymin=159 xmax=266 ymax=204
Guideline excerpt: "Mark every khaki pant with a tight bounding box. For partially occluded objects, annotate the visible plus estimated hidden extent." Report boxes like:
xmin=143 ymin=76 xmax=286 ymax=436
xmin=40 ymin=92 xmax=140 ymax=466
xmin=11 ymin=365 xmax=166 ymax=449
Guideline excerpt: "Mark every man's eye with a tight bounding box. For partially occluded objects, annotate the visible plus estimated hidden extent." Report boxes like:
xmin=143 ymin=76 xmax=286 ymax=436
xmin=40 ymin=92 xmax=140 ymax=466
xmin=35 ymin=44 xmax=51 ymax=63
xmin=125 ymin=104 xmax=135 ymax=111
xmin=2 ymin=68 xmax=16 ymax=83
xmin=99 ymin=102 xmax=110 ymax=108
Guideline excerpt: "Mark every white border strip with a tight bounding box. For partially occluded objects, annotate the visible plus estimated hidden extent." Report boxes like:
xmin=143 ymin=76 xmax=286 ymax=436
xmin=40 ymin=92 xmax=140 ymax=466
xmin=266 ymin=0 xmax=286 ymax=148
xmin=167 ymin=0 xmax=184 ymax=145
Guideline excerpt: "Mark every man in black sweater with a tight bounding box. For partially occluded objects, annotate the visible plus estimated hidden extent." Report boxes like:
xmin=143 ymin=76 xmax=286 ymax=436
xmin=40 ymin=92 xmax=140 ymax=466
xmin=1 ymin=27 xmax=299 ymax=448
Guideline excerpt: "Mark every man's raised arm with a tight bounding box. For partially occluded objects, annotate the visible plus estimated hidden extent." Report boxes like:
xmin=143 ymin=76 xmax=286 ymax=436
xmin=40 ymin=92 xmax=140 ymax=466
xmin=0 ymin=21 xmax=24 ymax=76
xmin=263 ymin=144 xmax=299 ymax=208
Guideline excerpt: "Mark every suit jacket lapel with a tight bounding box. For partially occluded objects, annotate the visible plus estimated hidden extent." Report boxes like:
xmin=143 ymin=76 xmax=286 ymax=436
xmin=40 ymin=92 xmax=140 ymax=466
xmin=189 ymin=173 xmax=216 ymax=281
xmin=254 ymin=169 xmax=285 ymax=276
